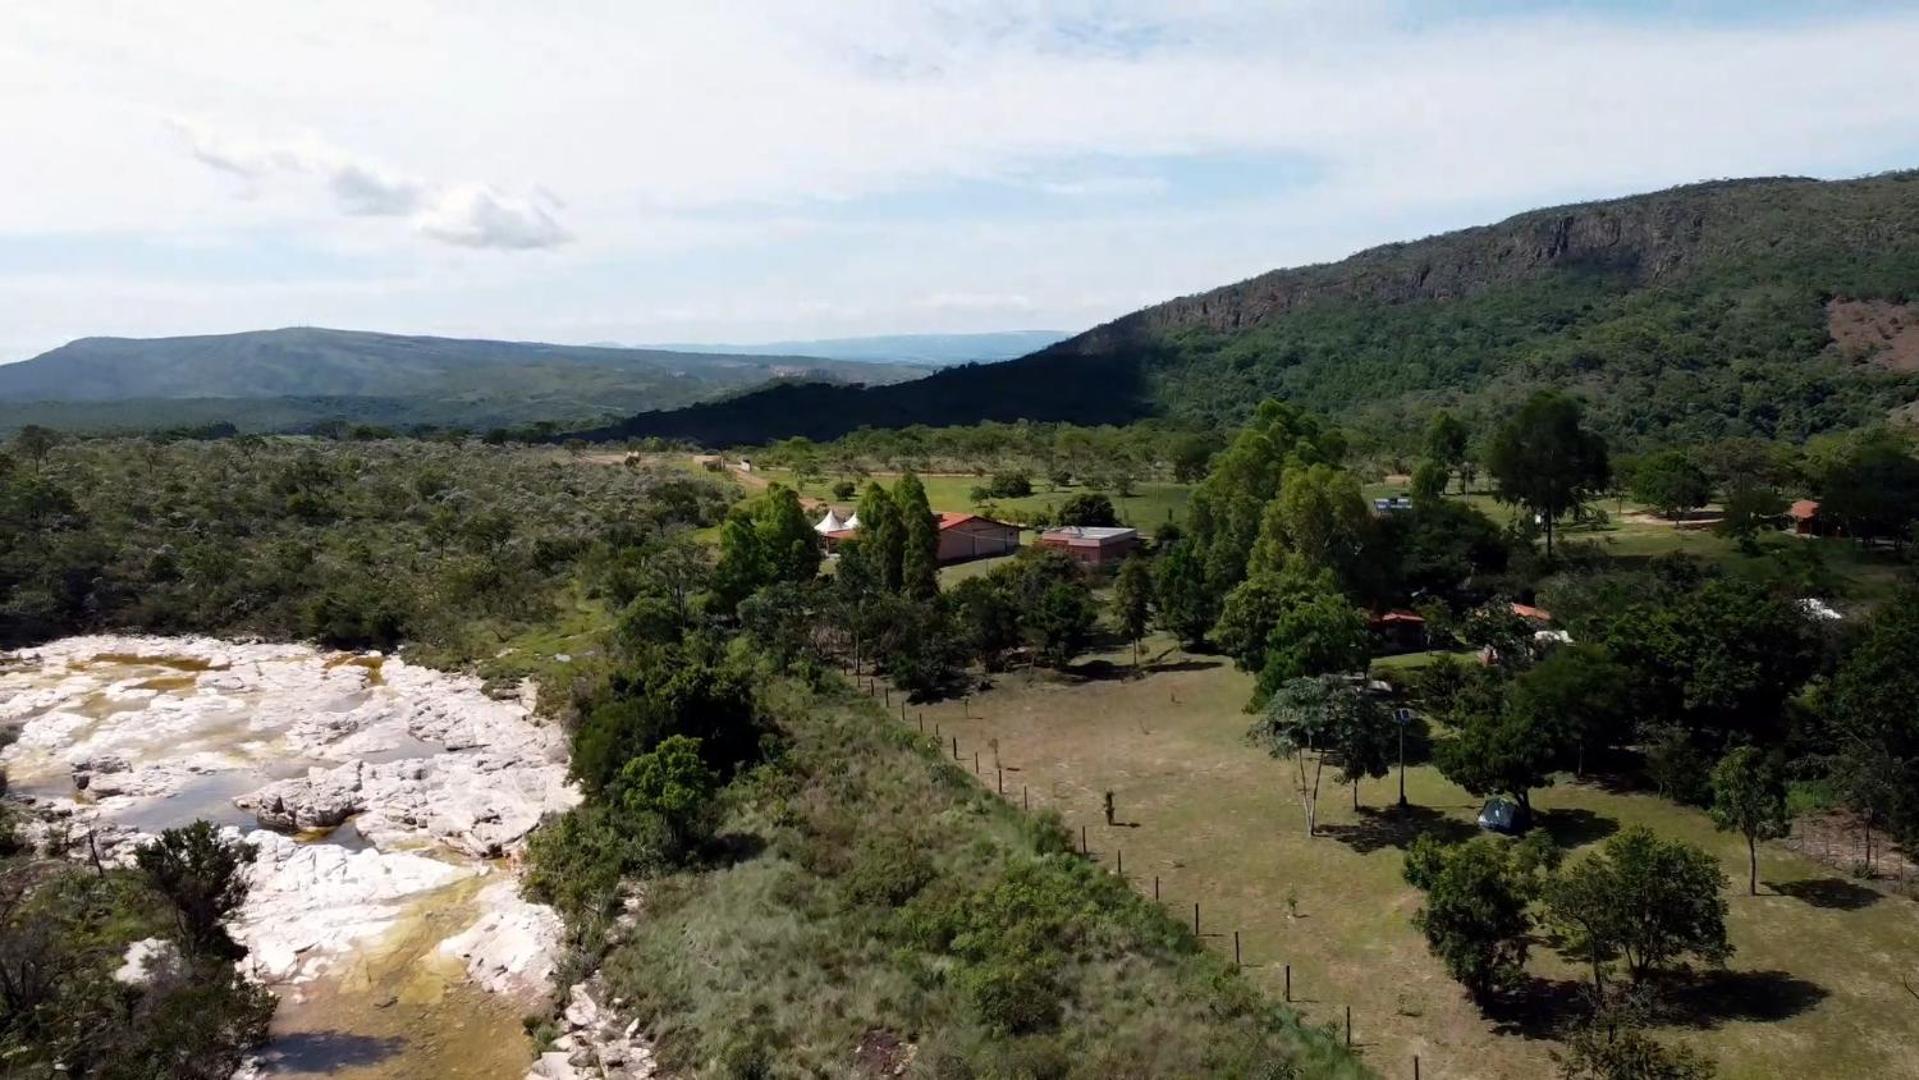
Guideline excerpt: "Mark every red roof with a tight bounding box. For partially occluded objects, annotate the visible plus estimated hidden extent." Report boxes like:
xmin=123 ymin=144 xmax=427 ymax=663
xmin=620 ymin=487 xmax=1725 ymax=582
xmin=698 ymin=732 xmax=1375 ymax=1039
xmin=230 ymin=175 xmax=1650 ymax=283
xmin=1370 ymin=610 xmax=1427 ymax=627
xmin=1510 ymin=602 xmax=1552 ymax=622
xmin=1788 ymin=499 xmax=1819 ymax=521
xmin=938 ymin=512 xmax=979 ymax=529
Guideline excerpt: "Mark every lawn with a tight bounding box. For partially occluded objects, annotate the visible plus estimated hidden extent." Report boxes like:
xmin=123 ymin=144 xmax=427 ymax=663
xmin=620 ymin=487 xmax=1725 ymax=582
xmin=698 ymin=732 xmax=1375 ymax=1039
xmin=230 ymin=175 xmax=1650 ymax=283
xmin=911 ymin=635 xmax=1919 ymax=1080
xmin=755 ymin=467 xmax=1193 ymax=532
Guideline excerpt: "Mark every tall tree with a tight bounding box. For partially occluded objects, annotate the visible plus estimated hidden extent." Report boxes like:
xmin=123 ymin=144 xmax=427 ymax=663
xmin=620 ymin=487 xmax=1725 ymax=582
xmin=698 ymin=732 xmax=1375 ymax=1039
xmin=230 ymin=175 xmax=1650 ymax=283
xmin=1546 ymin=827 xmax=1732 ymax=992
xmin=1153 ymin=539 xmax=1217 ymax=648
xmin=1709 ymin=746 xmax=1789 ymax=896
xmin=1507 ymin=644 xmax=1631 ymax=776
xmin=1329 ymin=684 xmax=1395 ymax=808
xmin=1403 ymin=836 xmax=1532 ymax=1001
xmin=1433 ymin=684 xmax=1557 ymax=821
xmin=1250 ymin=464 xmax=1371 ymax=581
xmin=1110 ymin=555 xmax=1154 ymax=669
xmin=1425 ymin=410 xmax=1470 ymax=492
xmin=1631 ymin=450 xmax=1714 ymax=520
xmin=135 ymin=822 xmax=258 ymax=960
xmin=857 ymin=482 xmax=906 ymax=592
xmin=1485 ymin=391 xmax=1611 ymax=558
xmin=894 ymin=471 xmax=940 ymax=599
xmin=1249 ymin=675 xmax=1357 ymax=837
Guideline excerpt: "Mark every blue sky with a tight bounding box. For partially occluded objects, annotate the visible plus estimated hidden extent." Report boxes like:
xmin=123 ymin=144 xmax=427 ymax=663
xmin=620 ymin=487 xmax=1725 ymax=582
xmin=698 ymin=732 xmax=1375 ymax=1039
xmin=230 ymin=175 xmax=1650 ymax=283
xmin=2 ymin=1 xmax=1918 ymax=361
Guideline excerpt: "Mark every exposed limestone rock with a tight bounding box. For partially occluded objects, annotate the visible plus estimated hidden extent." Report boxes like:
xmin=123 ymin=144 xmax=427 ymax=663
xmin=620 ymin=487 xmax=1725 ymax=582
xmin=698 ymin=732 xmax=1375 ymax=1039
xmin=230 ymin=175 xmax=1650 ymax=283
xmin=113 ymin=937 xmax=182 ymax=987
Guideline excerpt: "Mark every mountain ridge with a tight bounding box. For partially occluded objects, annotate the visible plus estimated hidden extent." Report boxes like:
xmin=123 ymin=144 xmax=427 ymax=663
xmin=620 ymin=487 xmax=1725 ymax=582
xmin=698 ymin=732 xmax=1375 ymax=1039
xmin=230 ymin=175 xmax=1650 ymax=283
xmin=0 ymin=326 xmax=933 ymax=434
xmin=585 ymin=171 xmax=1919 ymax=448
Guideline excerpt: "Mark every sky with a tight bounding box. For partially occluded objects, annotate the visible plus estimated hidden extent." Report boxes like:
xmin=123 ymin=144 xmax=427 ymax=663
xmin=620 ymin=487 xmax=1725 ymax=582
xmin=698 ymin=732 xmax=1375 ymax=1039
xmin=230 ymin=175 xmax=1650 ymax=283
xmin=3 ymin=1 xmax=1919 ymax=362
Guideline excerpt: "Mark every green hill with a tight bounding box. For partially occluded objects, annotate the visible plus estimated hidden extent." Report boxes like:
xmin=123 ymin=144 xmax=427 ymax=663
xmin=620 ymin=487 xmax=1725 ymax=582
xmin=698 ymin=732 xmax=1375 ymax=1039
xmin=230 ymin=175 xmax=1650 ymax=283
xmin=0 ymin=327 xmax=930 ymax=434
xmin=588 ymin=172 xmax=1919 ymax=448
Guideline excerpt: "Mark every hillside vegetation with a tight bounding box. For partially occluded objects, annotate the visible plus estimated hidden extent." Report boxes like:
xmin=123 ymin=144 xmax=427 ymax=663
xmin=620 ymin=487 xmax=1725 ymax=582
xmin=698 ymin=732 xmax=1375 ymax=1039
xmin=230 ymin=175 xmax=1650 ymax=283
xmin=0 ymin=327 xmax=929 ymax=435
xmin=592 ymin=172 xmax=1919 ymax=449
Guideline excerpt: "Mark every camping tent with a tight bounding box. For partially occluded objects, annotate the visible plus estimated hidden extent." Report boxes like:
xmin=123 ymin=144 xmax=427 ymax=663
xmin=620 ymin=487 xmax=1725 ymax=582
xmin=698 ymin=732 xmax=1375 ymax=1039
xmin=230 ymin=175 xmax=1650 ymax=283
xmin=814 ymin=509 xmax=846 ymax=534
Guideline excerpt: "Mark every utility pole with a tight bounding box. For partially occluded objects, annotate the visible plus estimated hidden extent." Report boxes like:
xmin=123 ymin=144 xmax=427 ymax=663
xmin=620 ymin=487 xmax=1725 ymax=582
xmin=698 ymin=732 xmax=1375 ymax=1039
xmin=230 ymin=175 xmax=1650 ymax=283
xmin=1394 ymin=707 xmax=1413 ymax=810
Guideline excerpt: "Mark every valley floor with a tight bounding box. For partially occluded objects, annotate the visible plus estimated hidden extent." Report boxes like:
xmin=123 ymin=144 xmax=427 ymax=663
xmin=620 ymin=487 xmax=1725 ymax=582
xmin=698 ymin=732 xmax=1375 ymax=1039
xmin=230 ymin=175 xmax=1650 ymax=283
xmin=915 ymin=634 xmax=1919 ymax=1080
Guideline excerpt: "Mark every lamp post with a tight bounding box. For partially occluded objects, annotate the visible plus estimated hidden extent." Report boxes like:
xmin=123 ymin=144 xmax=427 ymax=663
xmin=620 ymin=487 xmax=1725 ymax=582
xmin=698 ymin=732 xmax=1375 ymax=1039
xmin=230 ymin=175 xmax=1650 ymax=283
xmin=1394 ymin=707 xmax=1413 ymax=809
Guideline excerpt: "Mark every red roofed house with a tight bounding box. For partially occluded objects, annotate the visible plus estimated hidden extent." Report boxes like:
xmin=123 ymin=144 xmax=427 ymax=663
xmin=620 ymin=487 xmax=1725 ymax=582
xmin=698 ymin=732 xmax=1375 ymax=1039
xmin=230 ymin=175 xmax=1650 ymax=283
xmin=1036 ymin=525 xmax=1140 ymax=566
xmin=1509 ymin=602 xmax=1553 ymax=623
xmin=1368 ymin=610 xmax=1428 ymax=653
xmin=1788 ymin=499 xmax=1825 ymax=536
xmin=935 ymin=513 xmax=1021 ymax=564
xmin=823 ymin=512 xmax=1020 ymax=565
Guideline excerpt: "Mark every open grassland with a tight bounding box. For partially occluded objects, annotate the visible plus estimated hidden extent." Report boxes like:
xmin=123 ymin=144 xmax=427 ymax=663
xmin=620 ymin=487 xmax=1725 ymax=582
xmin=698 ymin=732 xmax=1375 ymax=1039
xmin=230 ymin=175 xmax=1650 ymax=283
xmin=913 ymin=635 xmax=1919 ymax=1080
xmin=755 ymin=467 xmax=1194 ymax=531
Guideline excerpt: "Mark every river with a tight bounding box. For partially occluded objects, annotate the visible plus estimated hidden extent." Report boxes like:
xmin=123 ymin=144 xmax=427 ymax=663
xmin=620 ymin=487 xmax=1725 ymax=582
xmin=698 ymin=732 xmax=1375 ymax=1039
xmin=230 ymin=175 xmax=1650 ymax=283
xmin=0 ymin=636 xmax=578 ymax=1078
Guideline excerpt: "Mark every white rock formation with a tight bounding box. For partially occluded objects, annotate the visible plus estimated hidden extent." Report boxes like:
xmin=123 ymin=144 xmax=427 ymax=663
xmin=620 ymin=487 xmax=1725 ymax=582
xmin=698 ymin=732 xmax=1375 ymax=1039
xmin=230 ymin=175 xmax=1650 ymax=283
xmin=230 ymin=829 xmax=476 ymax=984
xmin=439 ymin=879 xmax=567 ymax=998
xmin=114 ymin=937 xmax=182 ymax=987
xmin=525 ymin=982 xmax=657 ymax=1080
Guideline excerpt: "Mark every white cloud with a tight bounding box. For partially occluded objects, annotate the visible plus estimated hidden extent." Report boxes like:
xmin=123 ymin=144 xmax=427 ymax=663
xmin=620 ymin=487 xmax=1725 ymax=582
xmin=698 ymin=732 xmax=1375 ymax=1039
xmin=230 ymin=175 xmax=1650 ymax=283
xmin=3 ymin=1 xmax=1919 ymax=352
xmin=170 ymin=117 xmax=568 ymax=250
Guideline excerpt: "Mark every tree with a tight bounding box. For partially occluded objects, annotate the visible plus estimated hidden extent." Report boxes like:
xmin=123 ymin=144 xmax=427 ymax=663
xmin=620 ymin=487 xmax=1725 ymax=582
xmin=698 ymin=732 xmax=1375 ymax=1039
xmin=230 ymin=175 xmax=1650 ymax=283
xmin=948 ymin=575 xmax=1022 ymax=671
xmin=135 ymin=822 xmax=258 ymax=960
xmin=616 ymin=733 xmax=720 ymax=853
xmin=10 ymin=425 xmax=58 ymax=473
xmin=1153 ymin=539 xmax=1217 ymax=648
xmin=1251 ymin=464 xmax=1370 ymax=582
xmin=1485 ymin=391 xmax=1611 ymax=558
xmin=1426 ymin=410 xmax=1470 ymax=490
xmin=1215 ymin=564 xmax=1340 ymax=675
xmin=1824 ymin=592 xmax=1919 ymax=861
xmin=1709 ymin=746 xmax=1789 ymax=896
xmin=1253 ymin=585 xmax=1371 ymax=705
xmin=1025 ymin=581 xmax=1097 ymax=669
xmin=1328 ymin=683 xmax=1394 ymax=808
xmin=1410 ymin=460 xmax=1450 ymax=503
xmin=856 ymin=482 xmax=906 ymax=592
xmin=1403 ymin=836 xmax=1532 ymax=1001
xmin=1170 ymin=433 xmax=1222 ymax=483
xmin=1433 ymin=684 xmax=1556 ymax=821
xmin=1815 ymin=427 xmax=1919 ymax=544
xmin=1110 ymin=556 xmax=1154 ymax=668
xmin=1507 ymin=645 xmax=1632 ymax=776
xmin=1547 ymin=827 xmax=1731 ymax=992
xmin=831 ymin=479 xmax=857 ymax=500
xmin=1631 ymin=451 xmax=1713 ymax=520
xmin=1250 ymin=676 xmax=1339 ymax=837
xmin=1056 ymin=492 xmax=1119 ymax=527
xmin=1714 ymin=480 xmax=1785 ymax=554
xmin=894 ymin=471 xmax=940 ymax=600
xmin=1556 ymin=1010 xmax=1719 ymax=1080
xmin=712 ymin=484 xmax=820 ymax=609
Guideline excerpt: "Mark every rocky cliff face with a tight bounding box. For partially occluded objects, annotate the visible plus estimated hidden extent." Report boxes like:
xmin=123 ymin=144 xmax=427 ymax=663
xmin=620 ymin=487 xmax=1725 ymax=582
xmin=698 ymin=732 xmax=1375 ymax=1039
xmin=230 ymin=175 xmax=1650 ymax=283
xmin=1053 ymin=177 xmax=1807 ymax=351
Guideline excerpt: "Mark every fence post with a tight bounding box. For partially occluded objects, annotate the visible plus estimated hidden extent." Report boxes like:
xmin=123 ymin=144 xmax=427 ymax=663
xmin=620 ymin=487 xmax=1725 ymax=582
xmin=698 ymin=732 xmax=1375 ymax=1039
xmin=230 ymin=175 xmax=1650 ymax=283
xmin=1080 ymin=825 xmax=1088 ymax=855
xmin=1414 ymin=1056 xmax=1420 ymax=1080
xmin=997 ymin=766 xmax=1003 ymax=794
xmin=1153 ymin=875 xmax=1160 ymax=900
xmin=951 ymin=735 xmax=958 ymax=759
xmin=1234 ymin=931 xmax=1241 ymax=969
xmin=918 ymin=713 xmax=924 ymax=733
xmin=973 ymin=750 xmax=979 ymax=775
xmin=884 ymin=686 xmax=891 ymax=707
xmin=1022 ymin=785 xmax=1029 ymax=810
xmin=1116 ymin=849 xmax=1123 ymax=877
xmin=1345 ymin=1006 xmax=1351 ymax=1047
xmin=900 ymin=702 xmax=906 ymax=722
xmin=1193 ymin=902 xmax=1199 ymax=936
xmin=1284 ymin=964 xmax=1291 ymax=1002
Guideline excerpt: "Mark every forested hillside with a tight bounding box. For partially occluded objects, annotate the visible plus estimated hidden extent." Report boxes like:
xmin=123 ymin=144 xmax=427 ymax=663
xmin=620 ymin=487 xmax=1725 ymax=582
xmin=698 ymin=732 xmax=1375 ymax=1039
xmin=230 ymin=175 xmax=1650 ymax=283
xmin=591 ymin=172 xmax=1919 ymax=449
xmin=0 ymin=327 xmax=929 ymax=434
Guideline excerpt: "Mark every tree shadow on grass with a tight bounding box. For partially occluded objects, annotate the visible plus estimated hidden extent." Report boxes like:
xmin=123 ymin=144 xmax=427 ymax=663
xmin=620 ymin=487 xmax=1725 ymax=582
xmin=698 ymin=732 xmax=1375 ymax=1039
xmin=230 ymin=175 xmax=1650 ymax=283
xmin=1062 ymin=656 xmax=1223 ymax=682
xmin=264 ymin=1032 xmax=407 ymax=1071
xmin=1320 ymin=804 xmax=1477 ymax=855
xmin=1481 ymin=975 xmax=1589 ymax=1040
xmin=1765 ymin=876 xmax=1882 ymax=910
xmin=1658 ymin=969 xmax=1830 ymax=1028
xmin=1537 ymin=807 xmax=1620 ymax=848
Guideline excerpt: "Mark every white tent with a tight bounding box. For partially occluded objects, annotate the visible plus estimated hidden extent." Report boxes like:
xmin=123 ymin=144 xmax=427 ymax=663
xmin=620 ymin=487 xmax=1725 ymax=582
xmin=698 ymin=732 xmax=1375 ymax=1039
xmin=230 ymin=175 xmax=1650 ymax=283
xmin=843 ymin=512 xmax=860 ymax=529
xmin=814 ymin=509 xmax=846 ymax=534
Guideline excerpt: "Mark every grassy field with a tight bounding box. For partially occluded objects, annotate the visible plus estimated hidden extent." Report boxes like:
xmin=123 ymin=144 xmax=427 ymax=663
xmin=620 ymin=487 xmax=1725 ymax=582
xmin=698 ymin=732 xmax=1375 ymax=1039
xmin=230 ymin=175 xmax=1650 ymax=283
xmin=754 ymin=467 xmax=1193 ymax=531
xmin=912 ymin=635 xmax=1919 ymax=1080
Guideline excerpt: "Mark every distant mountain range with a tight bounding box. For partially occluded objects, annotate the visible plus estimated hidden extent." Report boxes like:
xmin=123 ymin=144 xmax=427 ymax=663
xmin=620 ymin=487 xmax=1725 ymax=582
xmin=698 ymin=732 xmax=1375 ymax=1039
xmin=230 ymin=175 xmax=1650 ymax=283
xmin=587 ymin=172 xmax=1919 ymax=449
xmin=0 ymin=327 xmax=933 ymax=434
xmin=626 ymin=331 xmax=1069 ymax=366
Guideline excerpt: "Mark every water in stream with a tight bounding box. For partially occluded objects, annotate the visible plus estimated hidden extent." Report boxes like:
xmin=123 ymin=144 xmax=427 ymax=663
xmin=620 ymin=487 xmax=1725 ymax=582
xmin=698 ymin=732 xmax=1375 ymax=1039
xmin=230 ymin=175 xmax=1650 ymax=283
xmin=0 ymin=637 xmax=571 ymax=1079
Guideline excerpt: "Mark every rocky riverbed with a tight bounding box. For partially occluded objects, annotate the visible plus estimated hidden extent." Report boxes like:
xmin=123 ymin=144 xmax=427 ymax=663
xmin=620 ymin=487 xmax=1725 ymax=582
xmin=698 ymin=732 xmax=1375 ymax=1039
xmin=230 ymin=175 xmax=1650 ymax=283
xmin=0 ymin=636 xmax=582 ymax=1078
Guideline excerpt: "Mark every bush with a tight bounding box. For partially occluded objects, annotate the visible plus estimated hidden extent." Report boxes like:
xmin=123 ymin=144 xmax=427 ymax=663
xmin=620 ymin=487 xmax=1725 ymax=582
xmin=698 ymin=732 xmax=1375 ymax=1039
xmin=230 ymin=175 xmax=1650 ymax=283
xmin=961 ymin=957 xmax=1065 ymax=1035
xmin=844 ymin=834 xmax=935 ymax=908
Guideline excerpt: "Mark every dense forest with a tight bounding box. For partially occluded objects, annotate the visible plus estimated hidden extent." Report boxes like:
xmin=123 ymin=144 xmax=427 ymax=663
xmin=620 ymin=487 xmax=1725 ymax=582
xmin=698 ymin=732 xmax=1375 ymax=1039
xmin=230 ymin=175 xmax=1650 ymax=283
xmin=588 ymin=172 xmax=1919 ymax=450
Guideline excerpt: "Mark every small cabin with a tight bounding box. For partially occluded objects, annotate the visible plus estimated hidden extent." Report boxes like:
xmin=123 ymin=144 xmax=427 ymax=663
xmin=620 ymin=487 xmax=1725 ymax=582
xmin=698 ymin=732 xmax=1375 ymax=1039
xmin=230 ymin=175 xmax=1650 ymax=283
xmin=1036 ymin=525 xmax=1140 ymax=566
